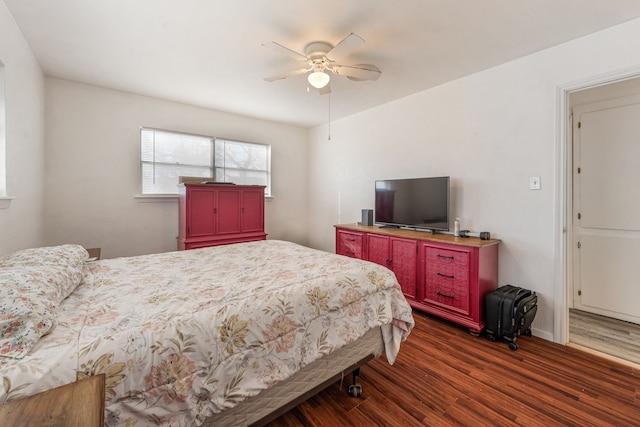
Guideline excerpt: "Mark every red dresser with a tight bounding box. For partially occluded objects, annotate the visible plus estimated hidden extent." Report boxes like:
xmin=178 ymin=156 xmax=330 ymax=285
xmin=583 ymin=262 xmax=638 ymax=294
xmin=335 ymin=224 xmax=499 ymax=333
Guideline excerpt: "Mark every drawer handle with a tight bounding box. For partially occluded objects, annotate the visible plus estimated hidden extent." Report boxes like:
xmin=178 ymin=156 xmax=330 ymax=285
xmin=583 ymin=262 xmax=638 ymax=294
xmin=437 ymin=272 xmax=454 ymax=279
xmin=437 ymin=254 xmax=454 ymax=259
xmin=345 ymin=250 xmax=355 ymax=255
xmin=437 ymin=291 xmax=455 ymax=299
xmin=346 ymin=238 xmax=356 ymax=242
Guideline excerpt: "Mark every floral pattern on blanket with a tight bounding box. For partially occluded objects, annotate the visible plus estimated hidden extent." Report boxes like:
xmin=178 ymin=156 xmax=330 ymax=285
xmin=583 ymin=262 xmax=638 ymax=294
xmin=0 ymin=240 xmax=414 ymax=426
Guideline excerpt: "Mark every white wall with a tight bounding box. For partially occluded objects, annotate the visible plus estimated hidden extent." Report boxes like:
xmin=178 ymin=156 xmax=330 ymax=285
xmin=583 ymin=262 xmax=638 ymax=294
xmin=0 ymin=2 xmax=45 ymax=256
xmin=6 ymin=0 xmax=640 ymax=343
xmin=44 ymin=78 xmax=308 ymax=259
xmin=307 ymin=18 xmax=640 ymax=342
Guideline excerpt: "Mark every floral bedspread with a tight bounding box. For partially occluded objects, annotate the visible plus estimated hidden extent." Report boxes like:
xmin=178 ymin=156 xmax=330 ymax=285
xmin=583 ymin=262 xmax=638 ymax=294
xmin=0 ymin=240 xmax=414 ymax=426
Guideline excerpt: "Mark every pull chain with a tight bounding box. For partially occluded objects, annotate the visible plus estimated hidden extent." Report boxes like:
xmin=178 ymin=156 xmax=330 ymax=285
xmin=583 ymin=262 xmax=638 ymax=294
xmin=328 ymin=92 xmax=331 ymax=140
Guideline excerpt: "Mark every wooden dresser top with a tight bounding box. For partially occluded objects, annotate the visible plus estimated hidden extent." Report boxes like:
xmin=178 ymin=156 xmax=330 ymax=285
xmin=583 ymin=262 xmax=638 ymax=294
xmin=335 ymin=223 xmax=500 ymax=248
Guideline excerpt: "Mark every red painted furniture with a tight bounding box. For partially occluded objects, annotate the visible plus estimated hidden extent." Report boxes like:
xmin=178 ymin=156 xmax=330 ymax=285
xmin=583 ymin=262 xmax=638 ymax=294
xmin=367 ymin=234 xmax=418 ymax=304
xmin=335 ymin=224 xmax=500 ymax=333
xmin=178 ymin=184 xmax=266 ymax=250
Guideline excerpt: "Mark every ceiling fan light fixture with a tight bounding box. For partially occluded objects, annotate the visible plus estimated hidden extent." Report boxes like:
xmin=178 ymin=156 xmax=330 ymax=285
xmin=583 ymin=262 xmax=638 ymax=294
xmin=308 ymin=71 xmax=330 ymax=89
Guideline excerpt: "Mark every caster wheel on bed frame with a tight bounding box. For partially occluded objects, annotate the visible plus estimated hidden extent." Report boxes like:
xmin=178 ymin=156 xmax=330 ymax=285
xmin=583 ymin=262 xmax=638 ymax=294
xmin=348 ymin=384 xmax=362 ymax=398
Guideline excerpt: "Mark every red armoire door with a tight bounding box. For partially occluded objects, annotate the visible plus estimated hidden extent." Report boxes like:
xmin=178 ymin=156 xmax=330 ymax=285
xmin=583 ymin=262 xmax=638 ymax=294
xmin=241 ymin=189 xmax=264 ymax=232
xmin=187 ymin=188 xmax=216 ymax=237
xmin=216 ymin=189 xmax=242 ymax=235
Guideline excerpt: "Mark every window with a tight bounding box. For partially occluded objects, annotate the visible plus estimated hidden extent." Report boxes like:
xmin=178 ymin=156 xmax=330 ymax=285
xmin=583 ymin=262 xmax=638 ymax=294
xmin=141 ymin=128 xmax=213 ymax=195
xmin=140 ymin=128 xmax=271 ymax=196
xmin=215 ymin=139 xmax=271 ymax=194
xmin=0 ymin=62 xmax=6 ymax=198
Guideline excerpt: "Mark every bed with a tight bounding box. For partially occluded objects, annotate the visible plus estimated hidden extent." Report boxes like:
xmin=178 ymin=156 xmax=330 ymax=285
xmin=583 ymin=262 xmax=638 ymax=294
xmin=0 ymin=240 xmax=414 ymax=426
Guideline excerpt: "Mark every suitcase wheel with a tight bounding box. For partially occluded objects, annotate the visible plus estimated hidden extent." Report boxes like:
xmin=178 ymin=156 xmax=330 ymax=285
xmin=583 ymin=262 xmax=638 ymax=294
xmin=348 ymin=384 xmax=362 ymax=398
xmin=509 ymin=342 xmax=519 ymax=351
xmin=486 ymin=334 xmax=496 ymax=342
xmin=523 ymin=329 xmax=532 ymax=337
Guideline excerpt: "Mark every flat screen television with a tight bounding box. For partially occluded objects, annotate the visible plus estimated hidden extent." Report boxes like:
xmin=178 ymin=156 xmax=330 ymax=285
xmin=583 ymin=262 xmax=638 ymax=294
xmin=374 ymin=176 xmax=450 ymax=232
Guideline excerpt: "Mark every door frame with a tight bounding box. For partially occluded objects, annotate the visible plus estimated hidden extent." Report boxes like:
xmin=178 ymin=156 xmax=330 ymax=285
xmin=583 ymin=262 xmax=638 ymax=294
xmin=556 ymin=68 xmax=640 ymax=344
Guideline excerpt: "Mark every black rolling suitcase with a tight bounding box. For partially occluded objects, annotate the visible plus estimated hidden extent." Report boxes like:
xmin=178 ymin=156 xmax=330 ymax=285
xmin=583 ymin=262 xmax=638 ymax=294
xmin=484 ymin=285 xmax=537 ymax=350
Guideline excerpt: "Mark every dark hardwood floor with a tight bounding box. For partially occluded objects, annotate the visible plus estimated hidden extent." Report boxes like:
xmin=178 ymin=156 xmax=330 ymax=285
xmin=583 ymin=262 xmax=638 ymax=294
xmin=267 ymin=310 xmax=640 ymax=426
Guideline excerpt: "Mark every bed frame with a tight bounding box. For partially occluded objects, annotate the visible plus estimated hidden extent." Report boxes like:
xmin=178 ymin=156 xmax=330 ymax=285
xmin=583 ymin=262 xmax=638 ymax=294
xmin=202 ymin=326 xmax=384 ymax=426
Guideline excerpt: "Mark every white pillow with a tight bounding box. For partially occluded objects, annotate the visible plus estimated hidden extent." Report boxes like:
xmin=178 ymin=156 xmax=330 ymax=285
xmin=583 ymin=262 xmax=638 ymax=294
xmin=0 ymin=266 xmax=61 ymax=359
xmin=0 ymin=244 xmax=88 ymax=301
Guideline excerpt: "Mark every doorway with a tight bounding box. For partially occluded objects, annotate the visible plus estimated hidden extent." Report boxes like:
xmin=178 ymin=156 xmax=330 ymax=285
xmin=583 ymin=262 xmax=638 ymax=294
xmin=566 ymin=76 xmax=640 ymax=364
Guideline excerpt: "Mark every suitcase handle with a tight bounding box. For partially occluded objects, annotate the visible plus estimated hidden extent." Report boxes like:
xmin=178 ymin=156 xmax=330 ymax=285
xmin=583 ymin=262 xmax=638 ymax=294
xmin=437 ymin=291 xmax=454 ymax=299
xmin=437 ymin=272 xmax=454 ymax=279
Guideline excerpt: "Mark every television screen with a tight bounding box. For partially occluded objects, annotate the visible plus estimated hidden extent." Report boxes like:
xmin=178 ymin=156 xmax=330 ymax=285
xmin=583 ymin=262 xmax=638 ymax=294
xmin=374 ymin=176 xmax=450 ymax=231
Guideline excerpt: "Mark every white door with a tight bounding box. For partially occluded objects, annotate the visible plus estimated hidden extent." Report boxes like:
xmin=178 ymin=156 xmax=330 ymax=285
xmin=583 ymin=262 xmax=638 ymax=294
xmin=573 ymin=95 xmax=640 ymax=324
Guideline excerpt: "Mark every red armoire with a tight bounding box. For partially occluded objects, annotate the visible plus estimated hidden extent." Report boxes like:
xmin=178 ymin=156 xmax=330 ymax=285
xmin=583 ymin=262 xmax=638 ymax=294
xmin=177 ymin=183 xmax=266 ymax=250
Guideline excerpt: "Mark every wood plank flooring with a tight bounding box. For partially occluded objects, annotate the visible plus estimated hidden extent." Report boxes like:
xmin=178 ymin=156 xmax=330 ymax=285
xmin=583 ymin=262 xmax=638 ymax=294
xmin=266 ymin=310 xmax=640 ymax=426
xmin=569 ymin=308 xmax=640 ymax=365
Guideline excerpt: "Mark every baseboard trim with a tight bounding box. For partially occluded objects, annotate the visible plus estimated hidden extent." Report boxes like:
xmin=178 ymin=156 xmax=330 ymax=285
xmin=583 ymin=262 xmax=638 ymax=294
xmin=531 ymin=327 xmax=553 ymax=342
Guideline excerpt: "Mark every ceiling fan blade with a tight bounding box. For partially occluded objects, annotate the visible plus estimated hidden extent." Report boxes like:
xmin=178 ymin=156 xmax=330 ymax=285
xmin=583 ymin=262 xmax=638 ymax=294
xmin=331 ymin=64 xmax=381 ymax=81
xmin=262 ymin=41 xmax=308 ymax=61
xmin=326 ymin=33 xmax=365 ymax=60
xmin=264 ymin=67 xmax=311 ymax=82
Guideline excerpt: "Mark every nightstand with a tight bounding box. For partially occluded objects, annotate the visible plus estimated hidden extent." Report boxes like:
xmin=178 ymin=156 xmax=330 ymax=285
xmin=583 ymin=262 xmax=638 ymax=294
xmin=86 ymin=247 xmax=101 ymax=261
xmin=0 ymin=374 xmax=105 ymax=426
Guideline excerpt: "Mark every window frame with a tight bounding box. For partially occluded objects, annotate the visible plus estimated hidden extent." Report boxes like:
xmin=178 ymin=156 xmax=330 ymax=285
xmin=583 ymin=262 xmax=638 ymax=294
xmin=139 ymin=127 xmax=271 ymax=197
xmin=0 ymin=62 xmax=6 ymax=198
xmin=0 ymin=61 xmax=12 ymax=209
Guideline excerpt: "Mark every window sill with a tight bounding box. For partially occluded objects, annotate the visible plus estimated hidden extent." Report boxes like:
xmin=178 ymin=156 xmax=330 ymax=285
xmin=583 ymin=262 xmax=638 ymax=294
xmin=0 ymin=196 xmax=16 ymax=209
xmin=133 ymin=194 xmax=273 ymax=203
xmin=134 ymin=194 xmax=178 ymax=203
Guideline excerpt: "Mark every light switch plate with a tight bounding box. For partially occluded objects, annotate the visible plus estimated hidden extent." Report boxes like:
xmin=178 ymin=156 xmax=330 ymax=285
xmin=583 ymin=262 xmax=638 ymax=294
xmin=529 ymin=176 xmax=541 ymax=190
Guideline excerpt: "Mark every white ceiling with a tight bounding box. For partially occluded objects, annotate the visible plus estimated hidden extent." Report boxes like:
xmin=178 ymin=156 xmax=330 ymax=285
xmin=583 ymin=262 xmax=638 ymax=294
xmin=6 ymin=0 xmax=640 ymax=128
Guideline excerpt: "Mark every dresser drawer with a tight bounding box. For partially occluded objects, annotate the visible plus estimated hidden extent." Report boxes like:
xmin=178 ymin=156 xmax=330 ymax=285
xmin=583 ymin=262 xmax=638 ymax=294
xmin=425 ymin=246 xmax=470 ymax=269
xmin=336 ymin=230 xmax=364 ymax=259
xmin=424 ymin=265 xmax=469 ymax=315
xmin=425 ymin=249 xmax=470 ymax=315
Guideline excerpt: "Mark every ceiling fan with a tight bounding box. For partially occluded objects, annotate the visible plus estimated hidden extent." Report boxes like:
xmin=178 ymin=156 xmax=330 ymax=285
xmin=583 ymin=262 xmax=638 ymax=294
xmin=262 ymin=33 xmax=381 ymax=94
